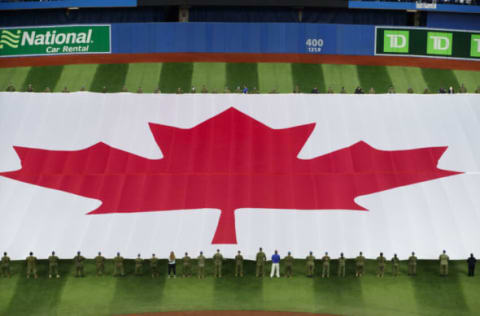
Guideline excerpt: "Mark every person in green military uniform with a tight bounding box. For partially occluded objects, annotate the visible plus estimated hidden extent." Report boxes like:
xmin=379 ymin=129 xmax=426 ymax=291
xmin=235 ymin=250 xmax=244 ymax=277
xmin=284 ymin=251 xmax=294 ymax=278
xmin=338 ymin=253 xmax=346 ymax=277
xmin=377 ymin=252 xmax=386 ymax=278
xmin=48 ymin=251 xmax=60 ymax=279
xmin=213 ymin=249 xmax=223 ymax=278
xmin=408 ymin=251 xmax=417 ymax=276
xmin=439 ymin=250 xmax=449 ymax=276
xmin=1 ymin=252 xmax=11 ymax=278
xmin=114 ymin=252 xmax=125 ymax=277
xmin=392 ymin=254 xmax=400 ymax=276
xmin=256 ymin=247 xmax=266 ymax=277
xmin=183 ymin=252 xmax=191 ymax=278
xmin=95 ymin=252 xmax=106 ymax=276
xmin=355 ymin=252 xmax=365 ymax=277
xmin=135 ymin=254 xmax=144 ymax=276
xmin=74 ymin=251 xmax=86 ymax=277
xmin=197 ymin=251 xmax=206 ymax=279
xmin=322 ymin=252 xmax=330 ymax=278
xmin=26 ymin=252 xmax=38 ymax=279
xmin=150 ymin=254 xmax=159 ymax=278
xmin=306 ymin=251 xmax=315 ymax=277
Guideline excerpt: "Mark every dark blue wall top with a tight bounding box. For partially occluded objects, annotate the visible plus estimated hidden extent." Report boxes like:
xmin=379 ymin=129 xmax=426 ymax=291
xmin=111 ymin=22 xmax=375 ymax=56
xmin=0 ymin=0 xmax=137 ymax=10
xmin=427 ymin=12 xmax=480 ymax=30
xmin=349 ymin=1 xmax=480 ymax=13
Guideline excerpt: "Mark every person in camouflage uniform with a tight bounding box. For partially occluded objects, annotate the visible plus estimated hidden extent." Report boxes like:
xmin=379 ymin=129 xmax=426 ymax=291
xmin=114 ymin=252 xmax=125 ymax=277
xmin=197 ymin=251 xmax=206 ymax=279
xmin=213 ymin=249 xmax=223 ymax=278
xmin=408 ymin=252 xmax=417 ymax=276
xmin=391 ymin=254 xmax=400 ymax=276
xmin=306 ymin=251 xmax=315 ymax=277
xmin=183 ymin=252 xmax=191 ymax=277
xmin=1 ymin=252 xmax=11 ymax=278
xmin=74 ymin=251 xmax=85 ymax=277
xmin=439 ymin=250 xmax=449 ymax=276
xmin=355 ymin=252 xmax=365 ymax=277
xmin=322 ymin=252 xmax=330 ymax=278
xmin=95 ymin=252 xmax=106 ymax=276
xmin=235 ymin=250 xmax=244 ymax=277
xmin=135 ymin=254 xmax=144 ymax=276
xmin=284 ymin=251 xmax=294 ymax=278
xmin=256 ymin=248 xmax=266 ymax=277
xmin=338 ymin=253 xmax=346 ymax=277
xmin=26 ymin=252 xmax=38 ymax=279
xmin=48 ymin=251 xmax=60 ymax=279
xmin=377 ymin=252 xmax=386 ymax=278
xmin=150 ymin=254 xmax=159 ymax=278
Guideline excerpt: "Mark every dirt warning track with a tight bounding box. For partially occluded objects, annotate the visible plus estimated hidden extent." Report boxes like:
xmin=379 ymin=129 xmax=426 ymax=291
xmin=1 ymin=53 xmax=480 ymax=71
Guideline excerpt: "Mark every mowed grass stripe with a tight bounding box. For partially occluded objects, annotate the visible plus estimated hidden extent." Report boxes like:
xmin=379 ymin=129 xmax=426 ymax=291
xmin=22 ymin=65 xmax=64 ymax=92
xmin=452 ymin=70 xmax=480 ymax=93
xmin=226 ymin=63 xmax=259 ymax=92
xmin=386 ymin=66 xmax=428 ymax=94
xmin=54 ymin=64 xmax=98 ymax=92
xmin=191 ymin=62 xmax=226 ymax=93
xmin=5 ymin=260 xmax=73 ymax=316
xmin=421 ymin=68 xmax=460 ymax=92
xmin=291 ymin=63 xmax=324 ymax=93
xmin=411 ymin=260 xmax=470 ymax=315
xmin=124 ymin=62 xmax=163 ymax=93
xmin=90 ymin=63 xmax=129 ymax=93
xmin=322 ymin=64 xmax=360 ymax=93
xmin=159 ymin=62 xmax=193 ymax=93
xmin=357 ymin=65 xmax=393 ymax=93
xmin=0 ymin=67 xmax=31 ymax=91
xmin=257 ymin=63 xmax=294 ymax=93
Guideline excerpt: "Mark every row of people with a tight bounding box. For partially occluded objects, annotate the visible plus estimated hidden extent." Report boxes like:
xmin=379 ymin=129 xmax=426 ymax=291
xmin=5 ymin=83 xmax=477 ymax=94
xmin=1 ymin=249 xmax=476 ymax=279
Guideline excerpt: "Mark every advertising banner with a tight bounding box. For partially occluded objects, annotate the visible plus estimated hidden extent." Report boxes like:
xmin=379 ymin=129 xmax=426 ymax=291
xmin=0 ymin=25 xmax=111 ymax=57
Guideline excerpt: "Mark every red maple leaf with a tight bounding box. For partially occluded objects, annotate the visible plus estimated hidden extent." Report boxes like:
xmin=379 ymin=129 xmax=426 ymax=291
xmin=0 ymin=108 xmax=461 ymax=244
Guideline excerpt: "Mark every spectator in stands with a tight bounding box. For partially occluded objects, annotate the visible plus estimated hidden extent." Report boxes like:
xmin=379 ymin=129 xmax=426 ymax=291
xmin=102 ymin=86 xmax=107 ymax=93
xmin=270 ymin=250 xmax=281 ymax=278
xmin=242 ymin=85 xmax=248 ymax=94
xmin=468 ymin=254 xmax=476 ymax=276
xmin=80 ymin=86 xmax=86 ymax=92
xmin=26 ymin=83 xmax=33 ymax=92
xmin=327 ymin=87 xmax=334 ymax=93
xmin=340 ymin=86 xmax=347 ymax=94
xmin=407 ymin=87 xmax=414 ymax=94
xmin=423 ymin=88 xmax=431 ymax=94
xmin=176 ymin=87 xmax=183 ymax=94
xmin=354 ymin=86 xmax=364 ymax=94
xmin=44 ymin=87 xmax=51 ymax=92
xmin=6 ymin=82 xmax=15 ymax=92
xmin=459 ymin=83 xmax=467 ymax=93
xmin=137 ymin=87 xmax=143 ymax=93
xmin=293 ymin=85 xmax=300 ymax=93
xmin=191 ymin=86 xmax=196 ymax=93
xmin=369 ymin=87 xmax=375 ymax=94
xmin=224 ymin=86 xmax=231 ymax=93
xmin=154 ymin=87 xmax=161 ymax=93
xmin=387 ymin=86 xmax=396 ymax=94
xmin=122 ymin=86 xmax=128 ymax=92
xmin=448 ymin=86 xmax=454 ymax=94
xmin=439 ymin=87 xmax=447 ymax=93
xmin=252 ymin=87 xmax=258 ymax=94
xmin=62 ymin=86 xmax=69 ymax=93
xmin=311 ymin=87 xmax=319 ymax=94
xmin=168 ymin=251 xmax=176 ymax=278
xmin=235 ymin=86 xmax=242 ymax=93
xmin=201 ymin=85 xmax=208 ymax=93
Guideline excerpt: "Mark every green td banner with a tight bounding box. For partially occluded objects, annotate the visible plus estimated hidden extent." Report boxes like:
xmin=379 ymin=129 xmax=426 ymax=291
xmin=0 ymin=25 xmax=110 ymax=57
xmin=376 ymin=27 xmax=480 ymax=60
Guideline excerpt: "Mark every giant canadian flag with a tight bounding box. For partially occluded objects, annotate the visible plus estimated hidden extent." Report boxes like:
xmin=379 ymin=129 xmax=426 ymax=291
xmin=0 ymin=92 xmax=479 ymax=260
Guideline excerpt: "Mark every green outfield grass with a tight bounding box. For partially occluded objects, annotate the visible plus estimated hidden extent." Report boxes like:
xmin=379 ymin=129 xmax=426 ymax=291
xmin=0 ymin=259 xmax=479 ymax=316
xmin=1 ymin=62 xmax=479 ymax=94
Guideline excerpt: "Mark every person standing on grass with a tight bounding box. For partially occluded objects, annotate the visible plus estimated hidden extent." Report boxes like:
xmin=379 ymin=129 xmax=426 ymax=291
xmin=74 ymin=251 xmax=85 ymax=277
xmin=392 ymin=254 xmax=400 ymax=277
xmin=213 ymin=249 xmax=223 ymax=278
xmin=256 ymin=248 xmax=266 ymax=277
xmin=355 ymin=252 xmax=365 ymax=277
xmin=408 ymin=252 xmax=417 ymax=276
xmin=1 ymin=252 xmax=11 ymax=278
xmin=235 ymin=250 xmax=244 ymax=277
xmin=95 ymin=252 xmax=106 ymax=276
xmin=197 ymin=251 xmax=206 ymax=279
xmin=150 ymin=254 xmax=159 ymax=278
xmin=306 ymin=251 xmax=315 ymax=277
xmin=322 ymin=252 xmax=330 ymax=278
xmin=284 ymin=251 xmax=294 ymax=278
xmin=270 ymin=250 xmax=280 ymax=278
xmin=467 ymin=254 xmax=476 ymax=277
xmin=377 ymin=252 xmax=386 ymax=278
xmin=114 ymin=252 xmax=125 ymax=277
xmin=168 ymin=251 xmax=176 ymax=278
xmin=338 ymin=253 xmax=346 ymax=278
xmin=135 ymin=254 xmax=143 ymax=276
xmin=439 ymin=250 xmax=449 ymax=276
xmin=26 ymin=252 xmax=37 ymax=279
xmin=48 ymin=251 xmax=60 ymax=279
xmin=183 ymin=252 xmax=191 ymax=278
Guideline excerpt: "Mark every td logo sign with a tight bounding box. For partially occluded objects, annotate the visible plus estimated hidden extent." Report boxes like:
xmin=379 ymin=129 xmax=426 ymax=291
xmin=384 ymin=30 xmax=409 ymax=53
xmin=427 ymin=32 xmax=452 ymax=56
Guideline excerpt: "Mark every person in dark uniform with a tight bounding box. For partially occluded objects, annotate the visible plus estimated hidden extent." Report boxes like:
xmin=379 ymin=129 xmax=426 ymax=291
xmin=468 ymin=254 xmax=476 ymax=277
